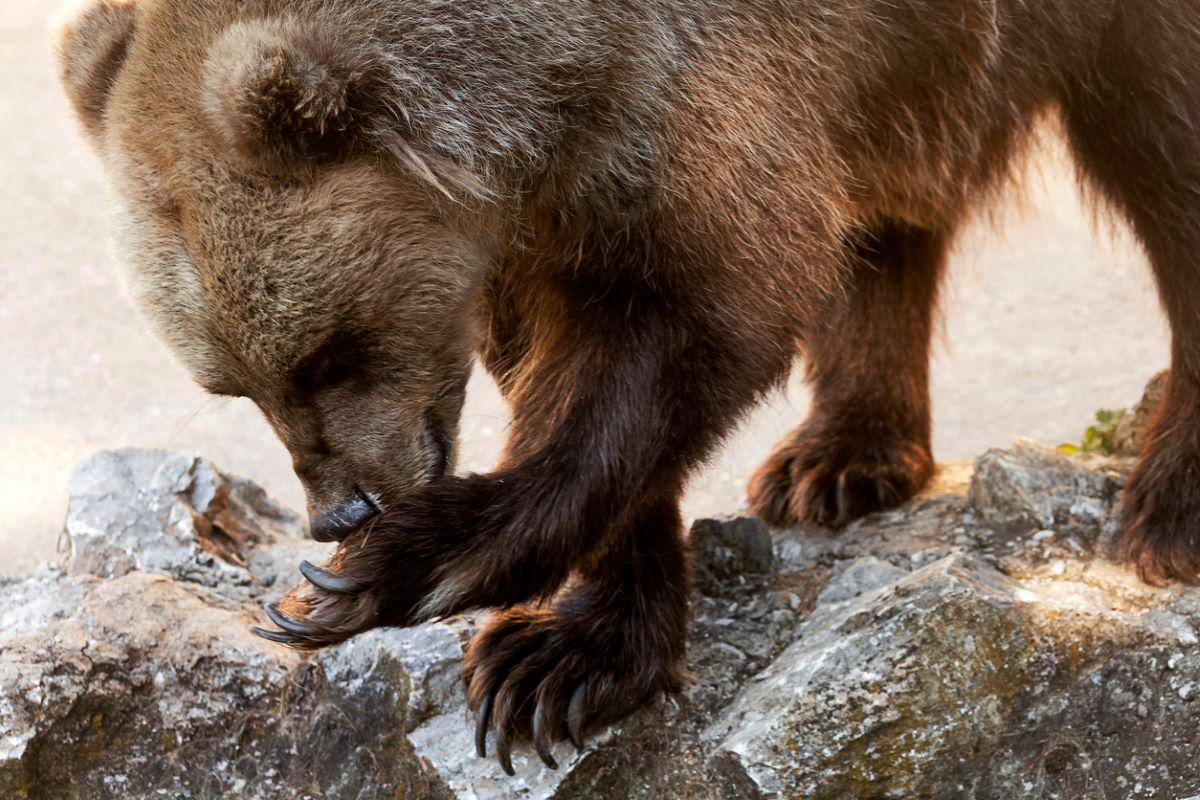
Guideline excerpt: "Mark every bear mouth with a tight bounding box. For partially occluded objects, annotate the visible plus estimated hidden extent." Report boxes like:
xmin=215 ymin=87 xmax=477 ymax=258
xmin=309 ymin=487 xmax=381 ymax=542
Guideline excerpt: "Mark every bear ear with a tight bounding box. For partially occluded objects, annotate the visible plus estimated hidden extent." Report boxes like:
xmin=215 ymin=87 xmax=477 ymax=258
xmin=54 ymin=0 xmax=138 ymax=140
xmin=202 ymin=18 xmax=381 ymax=168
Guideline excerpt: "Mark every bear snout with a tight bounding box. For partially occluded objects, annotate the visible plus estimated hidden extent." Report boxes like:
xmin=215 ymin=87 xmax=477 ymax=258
xmin=309 ymin=488 xmax=381 ymax=542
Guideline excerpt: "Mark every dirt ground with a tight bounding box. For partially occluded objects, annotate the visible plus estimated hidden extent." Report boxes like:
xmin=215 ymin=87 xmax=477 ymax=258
xmin=0 ymin=1 xmax=1169 ymax=574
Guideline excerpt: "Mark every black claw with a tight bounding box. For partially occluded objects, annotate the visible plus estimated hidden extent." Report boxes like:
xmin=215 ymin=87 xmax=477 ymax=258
xmin=299 ymin=560 xmax=364 ymax=594
xmin=834 ymin=473 xmax=851 ymax=526
xmin=496 ymin=728 xmax=515 ymax=776
xmin=264 ymin=604 xmax=316 ymax=636
xmin=875 ymin=476 xmax=892 ymax=508
xmin=250 ymin=626 xmax=302 ymax=645
xmin=474 ymin=692 xmax=494 ymax=759
xmin=567 ymin=681 xmax=587 ymax=751
xmin=532 ymin=698 xmax=559 ymax=770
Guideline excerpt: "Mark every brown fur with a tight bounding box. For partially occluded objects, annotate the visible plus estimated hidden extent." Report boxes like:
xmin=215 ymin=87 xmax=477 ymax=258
xmin=57 ymin=0 xmax=1200 ymax=764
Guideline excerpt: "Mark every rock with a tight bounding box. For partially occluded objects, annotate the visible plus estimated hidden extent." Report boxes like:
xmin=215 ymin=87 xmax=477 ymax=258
xmin=968 ymin=439 xmax=1124 ymax=531
xmin=1112 ymin=370 xmax=1168 ymax=457
xmin=317 ymin=624 xmax=465 ymax=734
xmin=707 ymin=554 xmax=1197 ymax=799
xmin=0 ymin=570 xmax=454 ymax=800
xmin=62 ymin=449 xmax=322 ymax=600
xmin=5 ymin=382 xmax=1200 ymax=799
xmin=3 ymin=449 xmax=454 ymax=799
xmin=811 ymin=556 xmax=907 ymax=606
xmin=690 ymin=515 xmax=775 ymax=592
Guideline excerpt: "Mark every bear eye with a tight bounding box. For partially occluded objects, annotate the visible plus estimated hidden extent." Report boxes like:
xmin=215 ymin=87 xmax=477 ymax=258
xmin=291 ymin=331 xmax=375 ymax=394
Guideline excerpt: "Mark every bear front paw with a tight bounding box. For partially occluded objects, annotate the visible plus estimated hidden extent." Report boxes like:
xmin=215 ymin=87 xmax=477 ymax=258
xmin=462 ymin=604 xmax=684 ymax=774
xmin=251 ymin=558 xmax=393 ymax=649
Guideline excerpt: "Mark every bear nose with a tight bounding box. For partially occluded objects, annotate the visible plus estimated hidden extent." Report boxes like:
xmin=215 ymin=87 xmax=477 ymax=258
xmin=309 ymin=488 xmax=380 ymax=542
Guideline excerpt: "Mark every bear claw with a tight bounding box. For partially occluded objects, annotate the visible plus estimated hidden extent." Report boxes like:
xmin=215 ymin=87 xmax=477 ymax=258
xmin=531 ymin=698 xmax=559 ymax=770
xmin=566 ymin=681 xmax=587 ymax=751
xmin=475 ymin=692 xmax=494 ymax=758
xmin=496 ymin=727 xmax=515 ymax=776
xmin=472 ymin=674 xmax=589 ymax=773
xmin=264 ymin=603 xmax=317 ymax=636
xmin=250 ymin=625 xmax=302 ymax=646
xmin=299 ymin=559 xmax=364 ymax=594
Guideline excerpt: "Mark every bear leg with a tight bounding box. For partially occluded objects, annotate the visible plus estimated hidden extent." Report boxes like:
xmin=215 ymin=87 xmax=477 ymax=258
xmin=749 ymin=219 xmax=947 ymax=528
xmin=461 ymin=490 xmax=689 ymax=774
xmin=1058 ymin=2 xmax=1200 ymax=582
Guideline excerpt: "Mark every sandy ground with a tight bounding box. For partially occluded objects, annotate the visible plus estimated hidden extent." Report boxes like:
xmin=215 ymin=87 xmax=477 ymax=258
xmin=0 ymin=2 xmax=1170 ymax=574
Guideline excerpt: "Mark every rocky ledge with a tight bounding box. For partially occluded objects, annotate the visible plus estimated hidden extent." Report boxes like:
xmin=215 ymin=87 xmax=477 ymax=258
xmin=3 ymin=378 xmax=1200 ymax=799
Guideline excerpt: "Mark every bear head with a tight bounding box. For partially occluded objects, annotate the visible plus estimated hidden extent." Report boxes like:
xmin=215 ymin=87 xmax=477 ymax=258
xmin=56 ymin=0 xmax=500 ymax=541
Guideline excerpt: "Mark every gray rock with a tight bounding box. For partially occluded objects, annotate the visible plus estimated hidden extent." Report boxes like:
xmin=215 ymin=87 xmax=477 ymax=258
xmin=968 ymin=439 xmax=1123 ymax=530
xmin=316 ymin=624 xmax=464 ymax=733
xmin=62 ymin=449 xmax=315 ymax=599
xmin=708 ymin=554 xmax=1200 ymax=798
xmin=6 ymin=394 xmax=1200 ymax=800
xmin=1113 ymin=370 xmax=1168 ymax=457
xmin=691 ymin=515 xmax=775 ymax=592
xmin=813 ymin=555 xmax=908 ymax=606
xmin=3 ymin=449 xmax=452 ymax=799
xmin=0 ymin=570 xmax=453 ymax=800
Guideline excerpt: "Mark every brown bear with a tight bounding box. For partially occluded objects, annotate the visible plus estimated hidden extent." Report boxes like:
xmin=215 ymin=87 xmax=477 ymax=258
xmin=58 ymin=0 xmax=1200 ymax=775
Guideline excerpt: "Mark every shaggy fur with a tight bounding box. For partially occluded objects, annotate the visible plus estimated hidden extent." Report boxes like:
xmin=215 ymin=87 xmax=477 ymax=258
xmin=58 ymin=0 xmax=1200 ymax=768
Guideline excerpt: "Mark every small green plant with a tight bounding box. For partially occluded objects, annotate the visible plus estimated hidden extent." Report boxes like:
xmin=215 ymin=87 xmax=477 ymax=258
xmin=1058 ymin=408 xmax=1128 ymax=456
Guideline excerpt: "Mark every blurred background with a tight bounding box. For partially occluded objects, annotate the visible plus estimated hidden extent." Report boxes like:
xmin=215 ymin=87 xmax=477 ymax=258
xmin=0 ymin=1 xmax=1169 ymax=576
